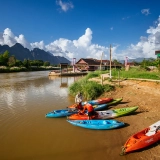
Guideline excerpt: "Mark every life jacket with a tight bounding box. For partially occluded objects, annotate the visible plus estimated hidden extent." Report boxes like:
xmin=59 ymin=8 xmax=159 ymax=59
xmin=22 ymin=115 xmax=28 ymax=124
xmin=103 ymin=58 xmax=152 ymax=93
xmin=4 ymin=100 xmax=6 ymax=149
xmin=77 ymin=103 xmax=83 ymax=110
xmin=85 ymin=104 xmax=94 ymax=112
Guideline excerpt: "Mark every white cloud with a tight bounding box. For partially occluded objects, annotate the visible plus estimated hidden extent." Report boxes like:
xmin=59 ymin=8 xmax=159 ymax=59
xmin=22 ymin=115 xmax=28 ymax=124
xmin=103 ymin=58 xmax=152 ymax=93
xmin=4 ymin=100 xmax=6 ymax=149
xmin=56 ymin=0 xmax=74 ymax=12
xmin=0 ymin=28 xmax=31 ymax=49
xmin=44 ymin=28 xmax=110 ymax=60
xmin=73 ymin=28 xmax=92 ymax=47
xmin=15 ymin=34 xmax=31 ymax=49
xmin=31 ymin=41 xmax=45 ymax=50
xmin=3 ymin=28 xmax=16 ymax=46
xmin=1 ymin=16 xmax=160 ymax=61
xmin=141 ymin=9 xmax=150 ymax=16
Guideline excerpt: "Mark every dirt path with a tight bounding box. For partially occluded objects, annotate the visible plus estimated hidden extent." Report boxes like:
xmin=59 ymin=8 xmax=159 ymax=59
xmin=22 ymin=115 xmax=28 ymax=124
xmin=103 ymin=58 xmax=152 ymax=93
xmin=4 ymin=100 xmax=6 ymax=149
xmin=93 ymin=78 xmax=160 ymax=159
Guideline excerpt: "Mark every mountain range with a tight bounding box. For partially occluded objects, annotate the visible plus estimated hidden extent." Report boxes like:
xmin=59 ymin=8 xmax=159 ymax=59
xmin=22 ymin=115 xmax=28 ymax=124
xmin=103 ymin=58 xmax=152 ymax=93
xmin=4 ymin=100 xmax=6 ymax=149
xmin=0 ymin=43 xmax=71 ymax=65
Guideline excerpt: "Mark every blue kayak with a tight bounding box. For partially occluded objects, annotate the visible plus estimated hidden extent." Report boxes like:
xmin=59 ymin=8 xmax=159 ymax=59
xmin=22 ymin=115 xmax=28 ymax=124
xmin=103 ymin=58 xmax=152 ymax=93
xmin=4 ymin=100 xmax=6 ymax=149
xmin=45 ymin=104 xmax=108 ymax=118
xmin=45 ymin=109 xmax=78 ymax=118
xmin=67 ymin=119 xmax=125 ymax=130
xmin=45 ymin=98 xmax=123 ymax=118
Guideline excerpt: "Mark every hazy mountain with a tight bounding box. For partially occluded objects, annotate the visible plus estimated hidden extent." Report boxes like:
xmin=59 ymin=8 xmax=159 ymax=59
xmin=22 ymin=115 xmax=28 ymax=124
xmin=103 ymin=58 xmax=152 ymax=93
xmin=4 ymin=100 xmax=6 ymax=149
xmin=0 ymin=43 xmax=71 ymax=65
xmin=119 ymin=57 xmax=156 ymax=64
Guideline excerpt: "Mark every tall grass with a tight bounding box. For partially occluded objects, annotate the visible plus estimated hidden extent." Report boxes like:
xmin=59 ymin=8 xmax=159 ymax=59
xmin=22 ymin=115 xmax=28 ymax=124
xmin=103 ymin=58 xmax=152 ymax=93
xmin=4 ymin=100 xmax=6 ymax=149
xmin=69 ymin=67 xmax=160 ymax=100
xmin=69 ymin=71 xmax=114 ymax=100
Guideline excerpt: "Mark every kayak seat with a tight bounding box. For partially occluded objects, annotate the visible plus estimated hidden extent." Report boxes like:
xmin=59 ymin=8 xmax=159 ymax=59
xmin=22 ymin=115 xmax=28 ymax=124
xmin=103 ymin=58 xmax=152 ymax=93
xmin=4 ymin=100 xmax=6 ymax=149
xmin=145 ymin=125 xmax=158 ymax=136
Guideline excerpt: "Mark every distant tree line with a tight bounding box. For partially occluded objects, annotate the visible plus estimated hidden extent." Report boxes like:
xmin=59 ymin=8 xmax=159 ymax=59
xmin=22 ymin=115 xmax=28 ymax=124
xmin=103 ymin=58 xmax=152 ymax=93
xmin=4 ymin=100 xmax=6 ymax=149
xmin=139 ymin=58 xmax=160 ymax=70
xmin=0 ymin=50 xmax=53 ymax=68
xmin=0 ymin=50 xmax=62 ymax=73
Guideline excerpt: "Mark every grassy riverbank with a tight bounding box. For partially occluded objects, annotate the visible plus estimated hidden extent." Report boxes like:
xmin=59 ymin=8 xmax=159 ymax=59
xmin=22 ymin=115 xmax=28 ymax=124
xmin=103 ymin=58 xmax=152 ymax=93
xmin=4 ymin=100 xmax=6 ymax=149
xmin=0 ymin=66 xmax=59 ymax=73
xmin=69 ymin=71 xmax=114 ymax=100
xmin=69 ymin=67 xmax=160 ymax=100
xmin=111 ymin=67 xmax=160 ymax=80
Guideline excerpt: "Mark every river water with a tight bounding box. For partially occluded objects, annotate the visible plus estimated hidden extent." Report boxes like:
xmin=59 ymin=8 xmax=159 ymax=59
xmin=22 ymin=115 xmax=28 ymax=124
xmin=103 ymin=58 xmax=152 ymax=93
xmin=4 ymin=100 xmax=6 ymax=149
xmin=0 ymin=71 xmax=129 ymax=160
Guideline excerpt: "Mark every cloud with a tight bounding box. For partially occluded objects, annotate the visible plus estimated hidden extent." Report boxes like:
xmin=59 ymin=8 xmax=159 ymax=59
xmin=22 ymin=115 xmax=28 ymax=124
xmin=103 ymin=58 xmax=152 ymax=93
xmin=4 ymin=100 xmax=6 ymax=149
xmin=1 ymin=16 xmax=160 ymax=61
xmin=56 ymin=0 xmax=74 ymax=12
xmin=0 ymin=28 xmax=31 ymax=49
xmin=31 ymin=41 xmax=45 ymax=50
xmin=45 ymin=28 xmax=110 ymax=60
xmin=141 ymin=9 xmax=150 ymax=16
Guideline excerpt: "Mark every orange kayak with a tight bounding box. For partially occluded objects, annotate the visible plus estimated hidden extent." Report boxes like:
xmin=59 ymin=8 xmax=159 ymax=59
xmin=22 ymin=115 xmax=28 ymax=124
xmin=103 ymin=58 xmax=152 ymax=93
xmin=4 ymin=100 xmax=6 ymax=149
xmin=69 ymin=97 xmax=113 ymax=108
xmin=120 ymin=120 xmax=160 ymax=155
xmin=67 ymin=106 xmax=138 ymax=120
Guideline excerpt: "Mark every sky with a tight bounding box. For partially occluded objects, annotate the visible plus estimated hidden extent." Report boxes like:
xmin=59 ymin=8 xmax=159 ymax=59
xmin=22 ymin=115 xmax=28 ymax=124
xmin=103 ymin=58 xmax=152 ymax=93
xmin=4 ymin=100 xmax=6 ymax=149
xmin=0 ymin=0 xmax=160 ymax=62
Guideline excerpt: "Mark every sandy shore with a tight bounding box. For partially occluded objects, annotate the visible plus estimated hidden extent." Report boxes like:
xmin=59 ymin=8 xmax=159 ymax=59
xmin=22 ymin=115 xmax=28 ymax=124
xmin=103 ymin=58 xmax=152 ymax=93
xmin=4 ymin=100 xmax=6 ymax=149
xmin=91 ymin=78 xmax=160 ymax=159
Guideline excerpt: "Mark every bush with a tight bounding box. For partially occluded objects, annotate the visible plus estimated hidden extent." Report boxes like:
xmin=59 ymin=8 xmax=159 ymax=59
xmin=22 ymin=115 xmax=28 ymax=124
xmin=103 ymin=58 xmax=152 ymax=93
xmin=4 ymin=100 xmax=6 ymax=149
xmin=69 ymin=74 xmax=114 ymax=100
xmin=85 ymin=70 xmax=107 ymax=80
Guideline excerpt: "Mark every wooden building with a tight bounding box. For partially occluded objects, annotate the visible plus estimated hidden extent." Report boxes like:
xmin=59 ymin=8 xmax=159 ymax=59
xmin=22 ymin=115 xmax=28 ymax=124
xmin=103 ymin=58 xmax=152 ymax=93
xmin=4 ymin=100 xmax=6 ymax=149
xmin=75 ymin=58 xmax=122 ymax=71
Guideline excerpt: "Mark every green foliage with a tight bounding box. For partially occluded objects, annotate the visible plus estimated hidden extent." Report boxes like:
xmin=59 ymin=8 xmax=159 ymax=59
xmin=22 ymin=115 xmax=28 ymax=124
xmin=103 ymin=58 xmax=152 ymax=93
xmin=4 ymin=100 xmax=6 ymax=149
xmin=8 ymin=56 xmax=16 ymax=67
xmin=30 ymin=60 xmax=44 ymax=66
xmin=0 ymin=54 xmax=4 ymax=65
xmin=44 ymin=61 xmax=50 ymax=66
xmin=23 ymin=59 xmax=30 ymax=69
xmin=15 ymin=60 xmax=23 ymax=67
xmin=69 ymin=76 xmax=114 ymax=100
xmin=103 ymin=84 xmax=115 ymax=92
xmin=85 ymin=70 xmax=107 ymax=80
xmin=0 ymin=50 xmax=10 ymax=66
xmin=111 ymin=67 xmax=160 ymax=80
xmin=3 ymin=50 xmax=9 ymax=59
xmin=140 ymin=58 xmax=158 ymax=68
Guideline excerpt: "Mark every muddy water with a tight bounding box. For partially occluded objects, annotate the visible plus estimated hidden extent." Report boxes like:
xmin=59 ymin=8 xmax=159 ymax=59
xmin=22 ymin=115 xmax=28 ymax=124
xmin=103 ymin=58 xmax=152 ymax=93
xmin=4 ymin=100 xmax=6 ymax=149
xmin=0 ymin=71 xmax=130 ymax=160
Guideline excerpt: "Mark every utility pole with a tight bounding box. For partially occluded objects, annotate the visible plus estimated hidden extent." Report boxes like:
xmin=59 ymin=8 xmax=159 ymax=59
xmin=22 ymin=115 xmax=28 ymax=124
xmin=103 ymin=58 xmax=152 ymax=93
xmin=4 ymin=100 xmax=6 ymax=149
xmin=100 ymin=52 xmax=103 ymax=70
xmin=109 ymin=44 xmax=112 ymax=78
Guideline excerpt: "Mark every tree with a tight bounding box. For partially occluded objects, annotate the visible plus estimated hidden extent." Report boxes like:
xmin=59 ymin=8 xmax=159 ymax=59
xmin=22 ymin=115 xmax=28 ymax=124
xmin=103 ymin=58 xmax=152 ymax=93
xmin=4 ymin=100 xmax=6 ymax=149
xmin=44 ymin=61 xmax=50 ymax=66
xmin=8 ymin=56 xmax=16 ymax=67
xmin=112 ymin=59 xmax=122 ymax=65
xmin=15 ymin=60 xmax=23 ymax=67
xmin=0 ymin=54 xmax=5 ymax=65
xmin=23 ymin=59 xmax=30 ymax=69
xmin=2 ymin=50 xmax=9 ymax=65
xmin=30 ymin=60 xmax=44 ymax=67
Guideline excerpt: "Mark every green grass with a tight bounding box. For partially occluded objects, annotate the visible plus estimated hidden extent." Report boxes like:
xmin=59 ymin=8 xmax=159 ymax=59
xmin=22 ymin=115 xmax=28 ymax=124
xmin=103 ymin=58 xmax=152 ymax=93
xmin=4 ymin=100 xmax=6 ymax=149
xmin=69 ymin=71 xmax=114 ymax=100
xmin=111 ymin=67 xmax=160 ymax=80
xmin=69 ymin=67 xmax=160 ymax=100
xmin=85 ymin=70 xmax=107 ymax=80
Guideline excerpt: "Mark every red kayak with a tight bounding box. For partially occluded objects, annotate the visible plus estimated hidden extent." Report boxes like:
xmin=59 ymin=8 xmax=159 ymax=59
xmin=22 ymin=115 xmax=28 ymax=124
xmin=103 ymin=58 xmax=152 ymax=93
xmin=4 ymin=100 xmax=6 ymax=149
xmin=69 ymin=97 xmax=113 ymax=108
xmin=120 ymin=120 xmax=160 ymax=155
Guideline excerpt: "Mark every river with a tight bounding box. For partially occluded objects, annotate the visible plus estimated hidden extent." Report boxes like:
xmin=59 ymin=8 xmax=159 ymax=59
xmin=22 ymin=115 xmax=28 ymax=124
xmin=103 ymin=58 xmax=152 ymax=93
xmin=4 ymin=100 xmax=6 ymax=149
xmin=0 ymin=71 xmax=128 ymax=160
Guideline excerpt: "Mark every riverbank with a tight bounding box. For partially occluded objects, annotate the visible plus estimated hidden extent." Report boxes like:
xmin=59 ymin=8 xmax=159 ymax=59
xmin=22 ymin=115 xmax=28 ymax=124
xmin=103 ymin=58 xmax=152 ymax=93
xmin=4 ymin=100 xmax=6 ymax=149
xmin=101 ymin=79 xmax=160 ymax=159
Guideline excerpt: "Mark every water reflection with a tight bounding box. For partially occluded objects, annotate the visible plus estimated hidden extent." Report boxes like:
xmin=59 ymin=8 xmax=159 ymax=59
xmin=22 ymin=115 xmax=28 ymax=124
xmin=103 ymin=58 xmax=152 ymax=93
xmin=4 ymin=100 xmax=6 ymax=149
xmin=0 ymin=71 xmax=127 ymax=160
xmin=0 ymin=71 xmax=82 ymax=116
xmin=49 ymin=76 xmax=81 ymax=88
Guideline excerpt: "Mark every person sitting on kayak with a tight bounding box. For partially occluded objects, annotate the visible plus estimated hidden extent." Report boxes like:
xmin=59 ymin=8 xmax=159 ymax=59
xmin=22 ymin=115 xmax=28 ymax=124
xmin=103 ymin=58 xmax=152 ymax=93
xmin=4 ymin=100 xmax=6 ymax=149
xmin=80 ymin=103 xmax=96 ymax=120
xmin=75 ymin=92 xmax=83 ymax=111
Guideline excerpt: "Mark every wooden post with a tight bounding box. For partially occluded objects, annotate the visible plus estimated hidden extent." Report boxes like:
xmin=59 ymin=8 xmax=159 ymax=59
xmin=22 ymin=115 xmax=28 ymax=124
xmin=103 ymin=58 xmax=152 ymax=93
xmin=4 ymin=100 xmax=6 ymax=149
xmin=118 ymin=70 xmax=120 ymax=87
xmin=109 ymin=45 xmax=112 ymax=78
xmin=100 ymin=52 xmax=103 ymax=71
xmin=101 ymin=75 xmax=103 ymax=85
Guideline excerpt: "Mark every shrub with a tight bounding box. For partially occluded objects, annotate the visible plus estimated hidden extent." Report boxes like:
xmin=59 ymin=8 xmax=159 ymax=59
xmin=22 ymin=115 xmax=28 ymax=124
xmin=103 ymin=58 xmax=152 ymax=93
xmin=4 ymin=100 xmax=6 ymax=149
xmin=69 ymin=74 xmax=114 ymax=100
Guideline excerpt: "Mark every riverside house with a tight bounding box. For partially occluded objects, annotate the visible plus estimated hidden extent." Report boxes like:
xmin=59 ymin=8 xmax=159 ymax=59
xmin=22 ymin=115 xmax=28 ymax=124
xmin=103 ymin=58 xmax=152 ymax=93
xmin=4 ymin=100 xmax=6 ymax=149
xmin=74 ymin=58 xmax=122 ymax=72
